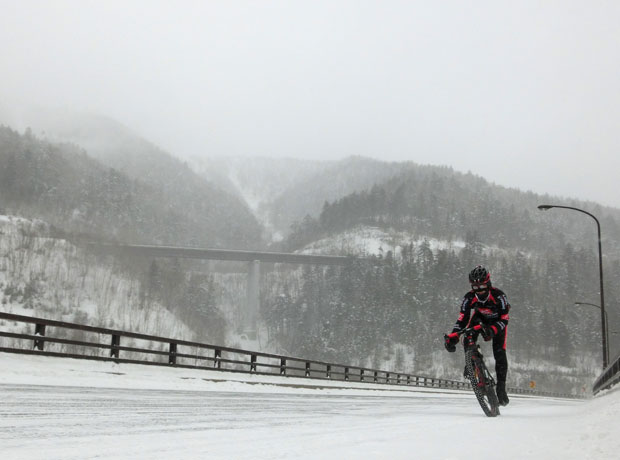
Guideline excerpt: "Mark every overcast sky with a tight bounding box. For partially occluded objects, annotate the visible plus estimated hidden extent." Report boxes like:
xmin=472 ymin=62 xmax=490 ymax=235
xmin=1 ymin=1 xmax=619 ymax=208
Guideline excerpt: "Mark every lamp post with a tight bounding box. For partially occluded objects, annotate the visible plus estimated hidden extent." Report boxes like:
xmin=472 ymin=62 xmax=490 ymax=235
xmin=538 ymin=204 xmax=608 ymax=368
xmin=574 ymin=302 xmax=610 ymax=364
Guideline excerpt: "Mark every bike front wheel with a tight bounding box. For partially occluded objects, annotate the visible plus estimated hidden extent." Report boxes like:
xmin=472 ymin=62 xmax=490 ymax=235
xmin=465 ymin=348 xmax=500 ymax=417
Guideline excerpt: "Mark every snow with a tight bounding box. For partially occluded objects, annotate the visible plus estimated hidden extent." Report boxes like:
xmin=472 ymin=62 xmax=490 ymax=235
xmin=299 ymin=226 xmax=466 ymax=257
xmin=0 ymin=214 xmax=199 ymax=341
xmin=1 ymin=352 xmax=619 ymax=459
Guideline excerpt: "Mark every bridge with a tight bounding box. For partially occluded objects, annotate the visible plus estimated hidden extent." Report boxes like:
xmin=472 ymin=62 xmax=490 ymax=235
xmin=88 ymin=243 xmax=353 ymax=337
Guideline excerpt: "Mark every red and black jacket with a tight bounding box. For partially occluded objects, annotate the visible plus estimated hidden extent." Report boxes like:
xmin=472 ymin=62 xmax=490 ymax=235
xmin=451 ymin=286 xmax=511 ymax=336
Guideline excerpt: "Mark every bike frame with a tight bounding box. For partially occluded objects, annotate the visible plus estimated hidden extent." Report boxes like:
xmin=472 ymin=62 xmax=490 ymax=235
xmin=449 ymin=324 xmax=501 ymax=417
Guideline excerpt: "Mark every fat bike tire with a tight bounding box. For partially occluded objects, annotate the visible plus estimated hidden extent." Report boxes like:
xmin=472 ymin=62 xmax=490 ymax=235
xmin=465 ymin=348 xmax=501 ymax=417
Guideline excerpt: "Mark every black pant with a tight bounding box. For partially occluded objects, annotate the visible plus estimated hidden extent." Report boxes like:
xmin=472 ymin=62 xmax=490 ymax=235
xmin=492 ymin=328 xmax=508 ymax=384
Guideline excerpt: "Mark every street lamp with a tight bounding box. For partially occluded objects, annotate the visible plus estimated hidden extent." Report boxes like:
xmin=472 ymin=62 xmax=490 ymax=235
xmin=574 ymin=302 xmax=610 ymax=363
xmin=538 ymin=204 xmax=608 ymax=368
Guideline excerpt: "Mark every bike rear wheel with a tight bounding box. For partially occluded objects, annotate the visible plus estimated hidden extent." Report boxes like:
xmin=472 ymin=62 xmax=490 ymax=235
xmin=465 ymin=348 xmax=500 ymax=417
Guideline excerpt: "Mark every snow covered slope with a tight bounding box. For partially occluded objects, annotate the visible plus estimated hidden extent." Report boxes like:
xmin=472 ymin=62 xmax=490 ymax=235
xmin=0 ymin=215 xmax=195 ymax=340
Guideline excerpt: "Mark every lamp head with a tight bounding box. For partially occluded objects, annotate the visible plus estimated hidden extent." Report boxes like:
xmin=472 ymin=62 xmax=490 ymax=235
xmin=537 ymin=205 xmax=553 ymax=211
xmin=575 ymin=301 xmax=601 ymax=308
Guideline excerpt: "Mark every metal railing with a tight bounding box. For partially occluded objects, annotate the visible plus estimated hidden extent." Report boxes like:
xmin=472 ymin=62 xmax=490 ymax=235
xmin=0 ymin=311 xmax=580 ymax=398
xmin=593 ymin=352 xmax=620 ymax=395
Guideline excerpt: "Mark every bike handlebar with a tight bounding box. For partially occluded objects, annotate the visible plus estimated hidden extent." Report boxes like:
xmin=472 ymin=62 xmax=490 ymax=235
xmin=446 ymin=324 xmax=482 ymax=338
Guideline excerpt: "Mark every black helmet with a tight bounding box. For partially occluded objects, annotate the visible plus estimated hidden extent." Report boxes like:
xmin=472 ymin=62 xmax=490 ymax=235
xmin=469 ymin=265 xmax=491 ymax=285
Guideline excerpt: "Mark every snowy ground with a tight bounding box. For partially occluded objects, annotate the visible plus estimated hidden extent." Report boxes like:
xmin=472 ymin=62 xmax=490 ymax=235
xmin=299 ymin=225 xmax=467 ymax=258
xmin=1 ymin=352 xmax=619 ymax=460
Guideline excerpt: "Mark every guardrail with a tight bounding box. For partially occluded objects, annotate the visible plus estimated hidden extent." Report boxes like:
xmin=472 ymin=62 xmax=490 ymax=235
xmin=0 ymin=311 xmax=580 ymax=398
xmin=593 ymin=352 xmax=620 ymax=395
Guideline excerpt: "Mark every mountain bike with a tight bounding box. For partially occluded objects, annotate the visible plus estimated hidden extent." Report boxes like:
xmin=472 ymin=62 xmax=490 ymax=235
xmin=446 ymin=325 xmax=501 ymax=417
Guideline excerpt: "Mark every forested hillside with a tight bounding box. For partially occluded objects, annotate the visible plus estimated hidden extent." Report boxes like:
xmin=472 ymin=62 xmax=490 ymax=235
xmin=0 ymin=215 xmax=226 ymax=344
xmin=2 ymin=115 xmax=619 ymax=394
xmin=261 ymin=235 xmax=618 ymax=393
xmin=189 ymin=156 xmax=329 ymax=241
xmin=285 ymin=166 xmax=620 ymax=256
xmin=0 ymin=126 xmax=262 ymax=248
xmin=266 ymin=157 xmax=411 ymax=238
xmin=190 ymin=155 xmax=413 ymax=240
xmin=261 ymin=166 xmax=620 ymax=393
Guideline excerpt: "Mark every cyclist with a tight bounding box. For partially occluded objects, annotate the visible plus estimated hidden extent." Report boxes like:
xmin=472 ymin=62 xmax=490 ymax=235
xmin=444 ymin=265 xmax=511 ymax=406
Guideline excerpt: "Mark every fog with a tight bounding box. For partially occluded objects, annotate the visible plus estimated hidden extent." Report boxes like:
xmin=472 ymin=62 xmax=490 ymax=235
xmin=1 ymin=1 xmax=619 ymax=207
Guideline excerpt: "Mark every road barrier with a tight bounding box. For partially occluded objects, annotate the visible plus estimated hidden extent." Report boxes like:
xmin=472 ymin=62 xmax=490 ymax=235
xmin=593 ymin=352 xmax=620 ymax=395
xmin=0 ymin=311 xmax=581 ymax=399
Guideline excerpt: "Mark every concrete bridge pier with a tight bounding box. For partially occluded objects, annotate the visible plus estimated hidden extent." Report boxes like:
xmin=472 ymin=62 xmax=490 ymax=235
xmin=245 ymin=260 xmax=260 ymax=339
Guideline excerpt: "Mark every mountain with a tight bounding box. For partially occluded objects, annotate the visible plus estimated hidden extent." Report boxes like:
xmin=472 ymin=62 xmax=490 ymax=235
xmin=268 ymin=156 xmax=414 ymax=239
xmin=188 ymin=156 xmax=329 ymax=241
xmin=0 ymin=110 xmax=264 ymax=249
xmin=284 ymin=165 xmax=620 ymax=256
xmin=2 ymin=108 xmax=618 ymax=393
xmin=0 ymin=215 xmax=197 ymax=337
xmin=252 ymin=166 xmax=620 ymax=393
xmin=0 ymin=125 xmax=262 ymax=248
xmin=191 ymin=155 xmax=414 ymax=242
xmin=137 ymin=144 xmax=620 ymax=393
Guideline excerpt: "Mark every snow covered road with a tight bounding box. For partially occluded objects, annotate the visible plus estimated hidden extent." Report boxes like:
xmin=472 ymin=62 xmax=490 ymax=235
xmin=1 ymin=353 xmax=619 ymax=460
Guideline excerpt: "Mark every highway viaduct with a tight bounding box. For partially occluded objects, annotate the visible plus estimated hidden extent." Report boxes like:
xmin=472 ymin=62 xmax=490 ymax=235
xmin=89 ymin=243 xmax=352 ymax=338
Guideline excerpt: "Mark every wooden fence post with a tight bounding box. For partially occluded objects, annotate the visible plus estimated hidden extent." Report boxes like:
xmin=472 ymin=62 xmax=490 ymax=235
xmin=33 ymin=324 xmax=46 ymax=351
xmin=110 ymin=334 xmax=120 ymax=358
xmin=214 ymin=349 xmax=221 ymax=368
xmin=169 ymin=342 xmax=177 ymax=364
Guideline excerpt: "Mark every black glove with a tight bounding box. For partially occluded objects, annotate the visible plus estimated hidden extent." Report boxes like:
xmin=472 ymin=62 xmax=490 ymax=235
xmin=444 ymin=333 xmax=459 ymax=352
xmin=481 ymin=324 xmax=497 ymax=340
